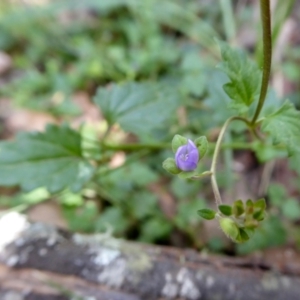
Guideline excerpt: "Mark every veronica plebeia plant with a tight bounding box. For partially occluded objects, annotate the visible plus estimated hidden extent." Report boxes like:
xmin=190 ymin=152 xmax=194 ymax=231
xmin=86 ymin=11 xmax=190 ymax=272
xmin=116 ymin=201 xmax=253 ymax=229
xmin=0 ymin=0 xmax=299 ymax=244
xmin=163 ymin=0 xmax=300 ymax=243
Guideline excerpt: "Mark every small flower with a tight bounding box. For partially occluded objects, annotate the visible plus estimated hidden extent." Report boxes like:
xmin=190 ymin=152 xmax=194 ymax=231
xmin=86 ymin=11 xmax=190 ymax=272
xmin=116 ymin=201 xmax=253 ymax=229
xmin=175 ymin=139 xmax=199 ymax=171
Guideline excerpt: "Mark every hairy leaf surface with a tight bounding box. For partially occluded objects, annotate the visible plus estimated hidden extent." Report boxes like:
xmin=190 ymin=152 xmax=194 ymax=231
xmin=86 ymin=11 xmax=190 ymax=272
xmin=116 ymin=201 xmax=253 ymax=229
xmin=262 ymin=100 xmax=300 ymax=154
xmin=94 ymin=82 xmax=181 ymax=139
xmin=0 ymin=124 xmax=94 ymax=193
xmin=217 ymin=41 xmax=262 ymax=113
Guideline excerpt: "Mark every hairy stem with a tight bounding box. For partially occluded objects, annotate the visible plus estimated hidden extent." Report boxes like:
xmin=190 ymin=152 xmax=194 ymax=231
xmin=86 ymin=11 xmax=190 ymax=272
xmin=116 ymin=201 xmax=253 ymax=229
xmin=251 ymin=0 xmax=272 ymax=125
xmin=210 ymin=117 xmax=249 ymax=205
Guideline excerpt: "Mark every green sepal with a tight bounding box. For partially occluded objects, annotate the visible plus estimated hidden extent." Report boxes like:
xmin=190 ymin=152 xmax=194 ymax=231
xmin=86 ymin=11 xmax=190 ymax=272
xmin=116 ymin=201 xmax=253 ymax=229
xmin=236 ymin=228 xmax=250 ymax=243
xmin=253 ymin=210 xmax=265 ymax=221
xmin=197 ymin=208 xmax=216 ymax=220
xmin=233 ymin=200 xmax=244 ymax=217
xmin=162 ymin=158 xmax=181 ymax=175
xmin=244 ymin=218 xmax=259 ymax=229
xmin=218 ymin=204 xmax=232 ymax=216
xmin=194 ymin=136 xmax=208 ymax=158
xmin=172 ymin=135 xmax=187 ymax=153
xmin=254 ymin=198 xmax=266 ymax=210
xmin=178 ymin=170 xmax=197 ymax=179
xmin=219 ymin=218 xmax=239 ymax=241
xmin=192 ymin=171 xmax=212 ymax=179
xmin=244 ymin=228 xmax=255 ymax=238
xmin=245 ymin=199 xmax=254 ymax=215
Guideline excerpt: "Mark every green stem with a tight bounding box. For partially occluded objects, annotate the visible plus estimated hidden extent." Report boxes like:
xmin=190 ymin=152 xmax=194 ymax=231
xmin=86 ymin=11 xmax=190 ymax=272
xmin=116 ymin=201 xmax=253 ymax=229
xmin=210 ymin=116 xmax=249 ymax=205
xmin=251 ymin=0 xmax=272 ymax=125
xmin=101 ymin=140 xmax=278 ymax=153
xmin=103 ymin=142 xmax=169 ymax=151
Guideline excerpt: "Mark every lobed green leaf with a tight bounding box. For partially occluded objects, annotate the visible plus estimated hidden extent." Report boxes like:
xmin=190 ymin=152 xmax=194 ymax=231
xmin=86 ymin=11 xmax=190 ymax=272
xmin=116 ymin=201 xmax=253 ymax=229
xmin=94 ymin=81 xmax=181 ymax=140
xmin=217 ymin=41 xmax=262 ymax=114
xmin=261 ymin=100 xmax=300 ymax=155
xmin=0 ymin=124 xmax=95 ymax=193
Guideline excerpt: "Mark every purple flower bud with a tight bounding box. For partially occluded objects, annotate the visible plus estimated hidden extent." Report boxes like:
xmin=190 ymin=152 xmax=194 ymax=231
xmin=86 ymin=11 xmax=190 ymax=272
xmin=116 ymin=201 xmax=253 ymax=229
xmin=175 ymin=139 xmax=199 ymax=171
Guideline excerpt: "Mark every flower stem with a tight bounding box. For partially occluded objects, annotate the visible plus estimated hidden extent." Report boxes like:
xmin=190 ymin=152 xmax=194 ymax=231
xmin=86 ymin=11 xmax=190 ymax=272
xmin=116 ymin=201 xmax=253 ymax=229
xmin=251 ymin=0 xmax=272 ymax=125
xmin=210 ymin=116 xmax=249 ymax=206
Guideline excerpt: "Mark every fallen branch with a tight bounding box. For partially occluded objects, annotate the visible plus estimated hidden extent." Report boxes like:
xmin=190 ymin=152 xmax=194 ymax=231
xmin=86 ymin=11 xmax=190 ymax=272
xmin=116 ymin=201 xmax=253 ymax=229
xmin=0 ymin=212 xmax=300 ymax=300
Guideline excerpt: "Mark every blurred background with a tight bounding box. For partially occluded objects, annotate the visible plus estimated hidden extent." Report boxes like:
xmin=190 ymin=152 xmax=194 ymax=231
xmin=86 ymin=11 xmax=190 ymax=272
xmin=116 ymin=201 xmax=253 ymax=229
xmin=0 ymin=0 xmax=299 ymax=256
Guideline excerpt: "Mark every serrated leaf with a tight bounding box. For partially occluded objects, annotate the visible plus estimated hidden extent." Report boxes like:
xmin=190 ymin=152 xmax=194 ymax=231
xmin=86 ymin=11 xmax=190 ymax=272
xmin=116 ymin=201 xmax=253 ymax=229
xmin=93 ymin=81 xmax=181 ymax=140
xmin=0 ymin=124 xmax=94 ymax=193
xmin=261 ymin=100 xmax=300 ymax=155
xmin=217 ymin=41 xmax=261 ymax=114
xmin=162 ymin=158 xmax=181 ymax=175
xmin=172 ymin=135 xmax=188 ymax=153
xmin=218 ymin=204 xmax=232 ymax=216
xmin=197 ymin=208 xmax=216 ymax=220
xmin=194 ymin=136 xmax=208 ymax=158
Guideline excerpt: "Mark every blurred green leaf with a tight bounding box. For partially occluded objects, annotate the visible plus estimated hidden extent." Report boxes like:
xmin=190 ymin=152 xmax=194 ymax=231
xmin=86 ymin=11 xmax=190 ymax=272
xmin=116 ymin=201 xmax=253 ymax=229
xmin=217 ymin=41 xmax=261 ymax=114
xmin=237 ymin=228 xmax=250 ymax=243
xmin=282 ymin=198 xmax=300 ymax=221
xmin=178 ymin=170 xmax=197 ymax=179
xmin=105 ymin=162 xmax=158 ymax=188
xmin=163 ymin=158 xmax=181 ymax=175
xmin=254 ymin=198 xmax=266 ymax=210
xmin=172 ymin=135 xmax=188 ymax=153
xmin=236 ymin=216 xmax=287 ymax=254
xmin=63 ymin=200 xmax=98 ymax=233
xmin=218 ymin=204 xmax=232 ymax=216
xmin=59 ymin=190 xmax=84 ymax=207
xmin=176 ymin=198 xmax=206 ymax=228
xmin=233 ymin=199 xmax=244 ymax=217
xmin=139 ymin=217 xmax=172 ymax=243
xmin=219 ymin=217 xmax=239 ymax=241
xmin=268 ymin=184 xmax=286 ymax=207
xmin=170 ymin=177 xmax=199 ymax=199
xmin=252 ymin=140 xmax=287 ymax=163
xmin=0 ymin=124 xmax=94 ymax=193
xmin=194 ymin=136 xmax=208 ymax=158
xmin=180 ymin=51 xmax=207 ymax=97
xmin=197 ymin=208 xmax=216 ymax=220
xmin=262 ymin=100 xmax=300 ymax=155
xmin=94 ymin=82 xmax=181 ymax=140
xmin=129 ymin=192 xmax=158 ymax=220
xmin=202 ymin=71 xmax=235 ymax=127
xmin=95 ymin=207 xmax=130 ymax=235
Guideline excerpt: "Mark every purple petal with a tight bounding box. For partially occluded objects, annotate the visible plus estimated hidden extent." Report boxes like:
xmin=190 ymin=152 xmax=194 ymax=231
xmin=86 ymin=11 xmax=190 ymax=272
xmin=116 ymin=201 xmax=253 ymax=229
xmin=175 ymin=139 xmax=199 ymax=171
